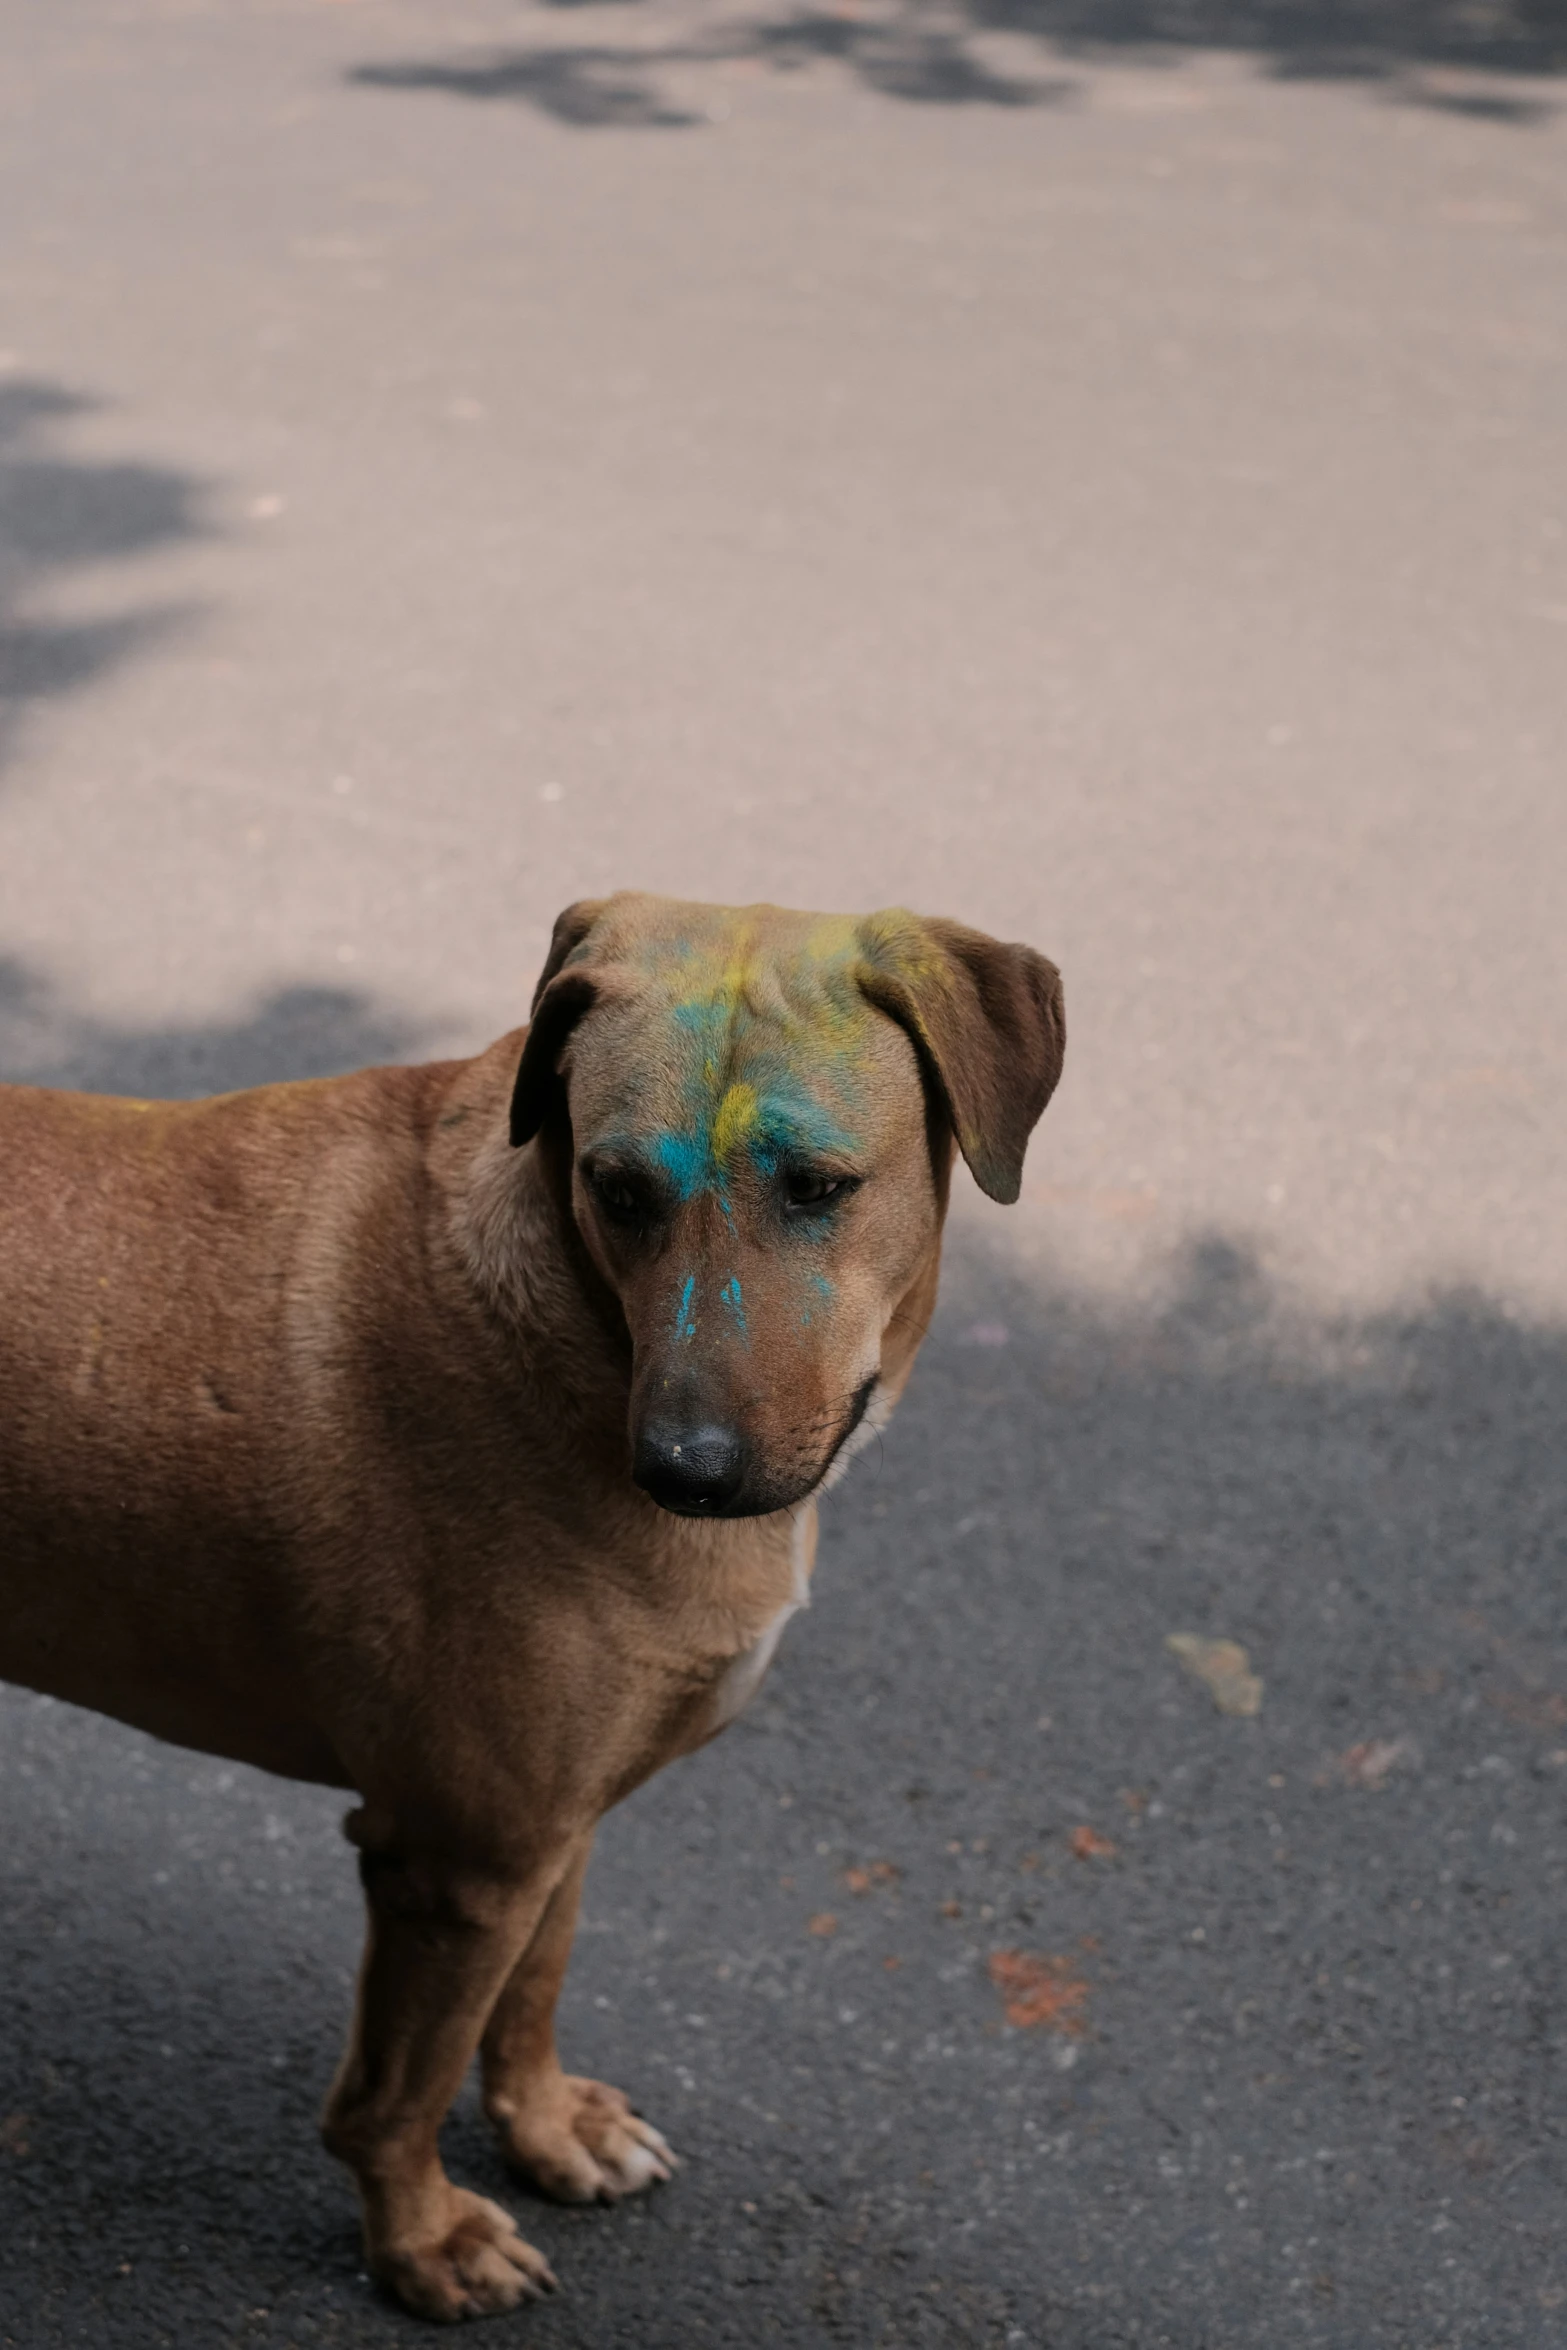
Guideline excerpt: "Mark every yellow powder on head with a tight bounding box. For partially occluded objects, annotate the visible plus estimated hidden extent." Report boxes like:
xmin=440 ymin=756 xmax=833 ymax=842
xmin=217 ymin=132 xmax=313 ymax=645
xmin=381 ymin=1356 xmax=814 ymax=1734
xmin=710 ymin=1081 xmax=760 ymax=1168
xmin=717 ymin=941 xmax=760 ymax=1002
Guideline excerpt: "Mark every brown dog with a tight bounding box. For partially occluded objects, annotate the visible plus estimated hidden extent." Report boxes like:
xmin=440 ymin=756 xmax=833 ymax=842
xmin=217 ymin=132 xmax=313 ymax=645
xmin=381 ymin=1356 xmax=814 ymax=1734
xmin=0 ymin=894 xmax=1063 ymax=2321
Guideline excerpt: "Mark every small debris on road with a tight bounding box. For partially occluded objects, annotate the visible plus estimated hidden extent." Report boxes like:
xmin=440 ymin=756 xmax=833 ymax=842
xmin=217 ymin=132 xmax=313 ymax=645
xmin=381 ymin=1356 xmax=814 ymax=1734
xmin=1166 ymin=1633 xmax=1263 ymax=1716
xmin=808 ymin=1912 xmax=838 ymax=1937
xmin=988 ymin=1950 xmax=1090 ymax=2036
xmin=843 ymin=1860 xmax=900 ymax=1894
xmin=1334 ymin=1736 xmax=1418 ymax=1789
xmin=1069 ymin=1825 xmax=1118 ymax=1861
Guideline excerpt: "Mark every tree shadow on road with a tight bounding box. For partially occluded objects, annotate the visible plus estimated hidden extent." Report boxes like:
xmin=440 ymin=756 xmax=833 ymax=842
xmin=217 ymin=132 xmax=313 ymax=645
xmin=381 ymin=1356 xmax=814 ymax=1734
xmin=971 ymin=0 xmax=1565 ymax=78
xmin=727 ymin=1221 xmax=1567 ymax=2343
xmin=346 ymin=0 xmax=1562 ymax=134
xmin=350 ymin=9 xmax=1073 ymax=122
xmin=1 ymin=1203 xmax=1564 ymax=2342
xmin=0 ymin=953 xmax=430 ymax=1098
xmin=0 ymin=377 xmax=210 ymax=787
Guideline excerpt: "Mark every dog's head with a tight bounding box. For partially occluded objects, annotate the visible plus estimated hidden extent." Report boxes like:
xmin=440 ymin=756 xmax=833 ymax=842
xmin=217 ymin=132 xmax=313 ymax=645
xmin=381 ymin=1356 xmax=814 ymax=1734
xmin=510 ymin=895 xmax=1063 ymax=1518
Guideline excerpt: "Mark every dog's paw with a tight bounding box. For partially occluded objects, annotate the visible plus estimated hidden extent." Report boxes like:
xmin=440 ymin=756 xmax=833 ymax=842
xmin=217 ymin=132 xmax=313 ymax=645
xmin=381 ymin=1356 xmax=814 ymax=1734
xmin=492 ymin=2075 xmax=676 ymax=2205
xmin=375 ymin=2185 xmax=557 ymax=2323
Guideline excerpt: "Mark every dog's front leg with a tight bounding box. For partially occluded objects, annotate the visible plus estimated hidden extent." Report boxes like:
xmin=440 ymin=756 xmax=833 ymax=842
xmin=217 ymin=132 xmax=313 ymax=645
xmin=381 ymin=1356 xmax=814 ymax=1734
xmin=480 ymin=1831 xmax=676 ymax=2203
xmin=322 ymin=1827 xmax=564 ymax=2322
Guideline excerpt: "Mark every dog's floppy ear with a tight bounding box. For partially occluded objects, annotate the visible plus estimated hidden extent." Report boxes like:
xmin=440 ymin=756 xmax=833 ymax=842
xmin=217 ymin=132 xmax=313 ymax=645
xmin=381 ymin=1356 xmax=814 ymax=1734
xmin=509 ymin=899 xmax=610 ymax=1148
xmin=855 ymin=911 xmax=1064 ymax=1205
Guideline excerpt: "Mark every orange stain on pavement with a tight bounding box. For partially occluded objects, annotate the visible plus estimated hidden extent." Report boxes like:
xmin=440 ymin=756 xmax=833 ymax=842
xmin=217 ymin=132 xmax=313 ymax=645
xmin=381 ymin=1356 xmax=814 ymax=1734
xmin=988 ymin=1950 xmax=1091 ymax=2035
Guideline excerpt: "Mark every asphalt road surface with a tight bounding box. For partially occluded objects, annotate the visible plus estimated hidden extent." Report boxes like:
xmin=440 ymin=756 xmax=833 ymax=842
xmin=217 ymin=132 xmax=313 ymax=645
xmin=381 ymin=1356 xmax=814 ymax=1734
xmin=2 ymin=4 xmax=1565 ymax=2345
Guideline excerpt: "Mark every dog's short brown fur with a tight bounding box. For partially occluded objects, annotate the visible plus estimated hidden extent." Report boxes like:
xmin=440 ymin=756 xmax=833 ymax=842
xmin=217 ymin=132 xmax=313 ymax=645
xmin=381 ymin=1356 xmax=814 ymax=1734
xmin=0 ymin=894 xmax=1063 ymax=2321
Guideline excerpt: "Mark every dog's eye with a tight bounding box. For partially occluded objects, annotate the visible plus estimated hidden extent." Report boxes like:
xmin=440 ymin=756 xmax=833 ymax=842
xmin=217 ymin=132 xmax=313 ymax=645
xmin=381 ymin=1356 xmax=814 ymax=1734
xmin=783 ymin=1169 xmax=851 ymax=1213
xmin=590 ymin=1170 xmax=646 ymax=1225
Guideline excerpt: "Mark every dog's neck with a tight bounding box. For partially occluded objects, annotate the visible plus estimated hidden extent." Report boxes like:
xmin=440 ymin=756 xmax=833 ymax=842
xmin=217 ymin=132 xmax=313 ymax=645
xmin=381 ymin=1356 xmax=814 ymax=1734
xmin=444 ymin=1061 xmax=633 ymax=1434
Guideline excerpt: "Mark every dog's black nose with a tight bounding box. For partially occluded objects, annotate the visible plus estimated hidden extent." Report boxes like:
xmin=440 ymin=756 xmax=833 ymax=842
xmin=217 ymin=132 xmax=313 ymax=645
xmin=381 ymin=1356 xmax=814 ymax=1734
xmin=633 ymin=1421 xmax=748 ymax=1515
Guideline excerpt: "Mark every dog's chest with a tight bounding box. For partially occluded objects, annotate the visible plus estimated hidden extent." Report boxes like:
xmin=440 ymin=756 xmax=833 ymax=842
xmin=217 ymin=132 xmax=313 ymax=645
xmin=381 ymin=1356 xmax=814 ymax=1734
xmin=697 ymin=1518 xmax=813 ymax=1736
xmin=705 ymin=1597 xmax=800 ymax=1731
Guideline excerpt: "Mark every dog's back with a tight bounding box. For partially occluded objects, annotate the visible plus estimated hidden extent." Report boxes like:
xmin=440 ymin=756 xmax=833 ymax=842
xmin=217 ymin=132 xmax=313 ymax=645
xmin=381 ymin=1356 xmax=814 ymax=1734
xmin=0 ymin=1074 xmax=417 ymax=1778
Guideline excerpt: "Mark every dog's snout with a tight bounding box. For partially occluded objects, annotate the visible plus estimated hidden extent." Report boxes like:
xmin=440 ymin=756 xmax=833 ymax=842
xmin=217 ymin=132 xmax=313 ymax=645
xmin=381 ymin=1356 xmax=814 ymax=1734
xmin=633 ymin=1420 xmax=748 ymax=1516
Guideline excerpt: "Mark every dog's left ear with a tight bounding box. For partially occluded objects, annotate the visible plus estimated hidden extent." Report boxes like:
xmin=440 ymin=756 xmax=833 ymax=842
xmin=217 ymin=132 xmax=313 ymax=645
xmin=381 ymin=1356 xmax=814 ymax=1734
xmin=855 ymin=911 xmax=1065 ymax=1204
xmin=509 ymin=898 xmax=611 ymax=1147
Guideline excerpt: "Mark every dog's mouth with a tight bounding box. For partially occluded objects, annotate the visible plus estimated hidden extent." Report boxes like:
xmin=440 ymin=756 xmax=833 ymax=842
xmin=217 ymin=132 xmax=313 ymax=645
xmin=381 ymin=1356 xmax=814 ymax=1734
xmin=820 ymin=1373 xmax=878 ymax=1476
xmin=814 ymin=1372 xmax=882 ymax=1495
xmin=635 ymin=1376 xmax=881 ymax=1521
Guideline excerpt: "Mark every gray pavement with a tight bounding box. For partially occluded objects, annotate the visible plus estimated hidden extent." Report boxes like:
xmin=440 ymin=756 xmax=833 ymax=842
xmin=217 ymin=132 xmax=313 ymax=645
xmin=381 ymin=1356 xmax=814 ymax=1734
xmin=2 ymin=3 xmax=1566 ymax=2343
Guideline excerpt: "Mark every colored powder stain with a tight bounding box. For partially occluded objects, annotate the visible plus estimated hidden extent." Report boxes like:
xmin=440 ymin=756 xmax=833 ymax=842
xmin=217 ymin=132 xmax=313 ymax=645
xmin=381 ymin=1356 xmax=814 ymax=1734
xmin=649 ymin=927 xmax=874 ymax=1202
xmin=655 ymin=1083 xmax=855 ymax=1203
xmin=800 ymin=1270 xmax=835 ymax=1328
xmin=655 ymin=1131 xmax=712 ymax=1203
xmin=674 ymin=1274 xmax=698 ymax=1343
xmin=709 ymin=1082 xmax=759 ymax=1171
xmin=719 ymin=1275 xmax=749 ymax=1341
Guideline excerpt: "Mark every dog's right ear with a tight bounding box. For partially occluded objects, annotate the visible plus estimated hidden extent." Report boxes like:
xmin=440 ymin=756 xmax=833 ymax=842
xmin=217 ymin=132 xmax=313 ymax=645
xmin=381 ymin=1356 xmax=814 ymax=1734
xmin=508 ymin=899 xmax=610 ymax=1147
